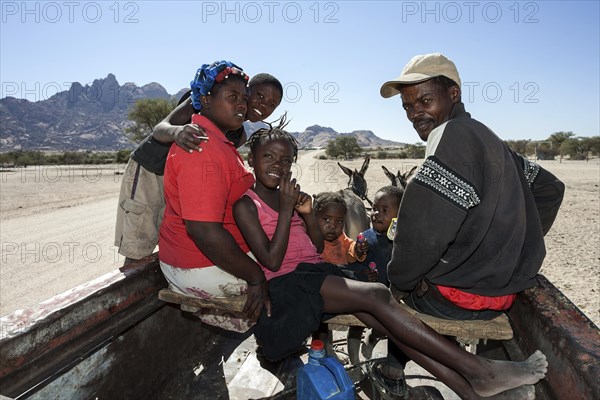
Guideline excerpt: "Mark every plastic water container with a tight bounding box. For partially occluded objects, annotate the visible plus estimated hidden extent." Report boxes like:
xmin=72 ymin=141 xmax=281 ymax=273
xmin=296 ymin=339 xmax=355 ymax=400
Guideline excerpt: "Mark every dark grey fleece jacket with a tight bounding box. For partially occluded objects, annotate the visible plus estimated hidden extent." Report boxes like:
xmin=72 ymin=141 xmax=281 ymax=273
xmin=388 ymin=103 xmax=564 ymax=296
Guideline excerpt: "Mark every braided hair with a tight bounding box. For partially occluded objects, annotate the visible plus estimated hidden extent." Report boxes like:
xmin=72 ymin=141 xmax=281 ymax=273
xmin=246 ymin=113 xmax=299 ymax=162
xmin=190 ymin=60 xmax=249 ymax=111
xmin=313 ymin=191 xmax=348 ymax=215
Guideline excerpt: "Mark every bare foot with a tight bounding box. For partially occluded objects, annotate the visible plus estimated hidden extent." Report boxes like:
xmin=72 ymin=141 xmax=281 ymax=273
xmin=468 ymin=350 xmax=547 ymax=397
xmin=486 ymin=385 xmax=535 ymax=400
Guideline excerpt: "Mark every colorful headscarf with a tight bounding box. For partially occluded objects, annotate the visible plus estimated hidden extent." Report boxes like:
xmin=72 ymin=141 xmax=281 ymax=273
xmin=190 ymin=60 xmax=249 ymax=111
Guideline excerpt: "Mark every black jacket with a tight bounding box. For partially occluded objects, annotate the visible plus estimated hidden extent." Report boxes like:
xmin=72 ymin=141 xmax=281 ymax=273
xmin=388 ymin=103 xmax=564 ymax=296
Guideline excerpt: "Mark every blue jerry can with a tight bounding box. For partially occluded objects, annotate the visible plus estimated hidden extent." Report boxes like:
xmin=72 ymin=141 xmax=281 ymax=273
xmin=297 ymin=339 xmax=355 ymax=399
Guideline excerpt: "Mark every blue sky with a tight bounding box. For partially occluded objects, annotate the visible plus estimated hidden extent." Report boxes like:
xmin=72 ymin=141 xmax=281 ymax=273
xmin=1 ymin=1 xmax=599 ymax=143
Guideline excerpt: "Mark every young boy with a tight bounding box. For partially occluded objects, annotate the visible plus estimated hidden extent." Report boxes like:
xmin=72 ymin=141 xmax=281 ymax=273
xmin=358 ymin=185 xmax=405 ymax=285
xmin=356 ymin=186 xmax=404 ymax=363
xmin=114 ymin=72 xmax=283 ymax=264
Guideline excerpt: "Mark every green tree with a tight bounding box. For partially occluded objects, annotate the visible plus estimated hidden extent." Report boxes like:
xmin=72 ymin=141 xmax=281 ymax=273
xmin=549 ymin=131 xmax=575 ymax=162
xmin=325 ymin=136 xmax=362 ymax=159
xmin=403 ymin=143 xmax=426 ymax=159
xmin=116 ymin=149 xmax=131 ymax=164
xmin=505 ymin=139 xmax=531 ymax=156
xmin=580 ymin=136 xmax=600 ymax=158
xmin=561 ymin=138 xmax=586 ymax=160
xmin=125 ymin=98 xmax=176 ymax=143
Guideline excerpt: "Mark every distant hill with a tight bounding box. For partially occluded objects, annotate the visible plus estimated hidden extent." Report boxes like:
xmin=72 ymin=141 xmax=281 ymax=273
xmin=291 ymin=125 xmax=403 ymax=148
xmin=0 ymin=74 xmax=404 ymax=151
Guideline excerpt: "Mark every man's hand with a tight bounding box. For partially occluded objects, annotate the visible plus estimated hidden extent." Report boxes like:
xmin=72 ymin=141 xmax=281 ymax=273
xmin=175 ymin=124 xmax=208 ymax=153
xmin=243 ymin=279 xmax=272 ymax=321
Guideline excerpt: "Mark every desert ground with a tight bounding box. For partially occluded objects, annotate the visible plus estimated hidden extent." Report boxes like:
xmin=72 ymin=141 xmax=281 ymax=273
xmin=1 ymin=152 xmax=598 ymax=327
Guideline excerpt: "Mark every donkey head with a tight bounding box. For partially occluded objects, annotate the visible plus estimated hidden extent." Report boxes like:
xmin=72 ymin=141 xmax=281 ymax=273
xmin=382 ymin=165 xmax=418 ymax=189
xmin=338 ymin=156 xmax=370 ymax=200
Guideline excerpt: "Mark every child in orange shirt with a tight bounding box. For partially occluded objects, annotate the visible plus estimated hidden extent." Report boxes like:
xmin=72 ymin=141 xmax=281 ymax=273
xmin=313 ymin=191 xmax=369 ymax=266
xmin=312 ymin=191 xmax=373 ymax=363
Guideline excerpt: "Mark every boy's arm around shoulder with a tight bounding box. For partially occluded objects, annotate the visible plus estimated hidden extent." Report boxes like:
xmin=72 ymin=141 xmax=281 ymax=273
xmin=153 ymin=98 xmax=207 ymax=152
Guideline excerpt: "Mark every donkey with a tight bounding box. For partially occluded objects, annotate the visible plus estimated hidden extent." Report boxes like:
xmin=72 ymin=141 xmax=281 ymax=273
xmin=382 ymin=165 xmax=418 ymax=189
xmin=337 ymin=156 xmax=371 ymax=240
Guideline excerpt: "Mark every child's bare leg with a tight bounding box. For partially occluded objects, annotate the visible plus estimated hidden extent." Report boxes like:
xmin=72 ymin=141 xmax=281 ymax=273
xmin=347 ymin=326 xmax=363 ymax=365
xmin=354 ymin=311 xmax=537 ymax=400
xmin=390 ymin=331 xmax=540 ymax=399
xmin=320 ymin=276 xmax=547 ymax=397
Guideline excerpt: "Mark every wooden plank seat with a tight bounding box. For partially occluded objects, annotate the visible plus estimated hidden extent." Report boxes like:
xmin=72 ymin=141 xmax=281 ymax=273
xmin=158 ymin=288 xmax=513 ymax=352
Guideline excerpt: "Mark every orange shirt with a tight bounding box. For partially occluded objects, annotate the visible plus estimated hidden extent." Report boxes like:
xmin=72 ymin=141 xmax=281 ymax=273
xmin=321 ymin=232 xmax=366 ymax=265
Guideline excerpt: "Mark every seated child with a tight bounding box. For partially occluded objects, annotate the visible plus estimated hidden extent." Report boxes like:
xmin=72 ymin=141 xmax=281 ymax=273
xmin=232 ymin=121 xmax=548 ymax=400
xmin=355 ymin=186 xmax=404 ymax=361
xmin=312 ymin=191 xmax=373 ymax=361
xmin=358 ymin=185 xmax=405 ymax=285
xmin=313 ymin=191 xmax=369 ymax=269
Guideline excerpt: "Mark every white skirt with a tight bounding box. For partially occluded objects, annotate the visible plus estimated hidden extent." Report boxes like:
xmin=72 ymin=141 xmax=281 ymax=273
xmin=160 ymin=258 xmax=255 ymax=333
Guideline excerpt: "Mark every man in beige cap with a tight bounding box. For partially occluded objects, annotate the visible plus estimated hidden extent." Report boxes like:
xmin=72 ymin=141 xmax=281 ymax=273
xmin=368 ymin=53 xmax=565 ymax=397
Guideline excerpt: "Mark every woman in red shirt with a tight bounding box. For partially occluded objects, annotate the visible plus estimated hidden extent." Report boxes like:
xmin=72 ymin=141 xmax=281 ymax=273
xmin=158 ymin=61 xmax=271 ymax=333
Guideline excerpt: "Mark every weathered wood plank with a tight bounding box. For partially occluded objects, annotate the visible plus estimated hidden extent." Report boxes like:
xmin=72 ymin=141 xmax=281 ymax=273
xmin=158 ymin=288 xmax=513 ymax=342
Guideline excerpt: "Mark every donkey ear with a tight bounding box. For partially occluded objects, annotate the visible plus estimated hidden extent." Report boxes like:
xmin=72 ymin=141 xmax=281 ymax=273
xmin=381 ymin=165 xmax=397 ymax=186
xmin=407 ymin=165 xmax=418 ymax=177
xmin=398 ymin=175 xmax=407 ymax=189
xmin=359 ymin=156 xmax=370 ymax=176
xmin=338 ymin=162 xmax=353 ymax=178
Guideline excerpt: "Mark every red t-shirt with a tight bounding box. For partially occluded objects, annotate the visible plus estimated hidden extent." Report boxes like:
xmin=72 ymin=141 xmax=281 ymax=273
xmin=436 ymin=285 xmax=516 ymax=311
xmin=158 ymin=115 xmax=255 ymax=268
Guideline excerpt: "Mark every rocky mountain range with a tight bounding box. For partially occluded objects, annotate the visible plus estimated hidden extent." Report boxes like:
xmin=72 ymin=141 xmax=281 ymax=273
xmin=0 ymin=74 xmax=403 ymax=151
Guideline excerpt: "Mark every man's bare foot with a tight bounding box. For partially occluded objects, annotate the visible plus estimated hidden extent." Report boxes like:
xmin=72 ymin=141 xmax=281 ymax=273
xmin=486 ymin=385 xmax=535 ymax=400
xmin=467 ymin=350 xmax=547 ymax=397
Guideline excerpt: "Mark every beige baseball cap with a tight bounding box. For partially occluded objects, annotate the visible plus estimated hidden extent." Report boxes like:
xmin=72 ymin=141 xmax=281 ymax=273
xmin=380 ymin=53 xmax=461 ymax=98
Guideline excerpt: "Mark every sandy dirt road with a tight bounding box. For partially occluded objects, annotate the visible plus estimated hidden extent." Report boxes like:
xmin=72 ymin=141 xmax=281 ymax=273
xmin=1 ymin=197 xmax=121 ymax=316
xmin=1 ymin=165 xmax=124 ymax=317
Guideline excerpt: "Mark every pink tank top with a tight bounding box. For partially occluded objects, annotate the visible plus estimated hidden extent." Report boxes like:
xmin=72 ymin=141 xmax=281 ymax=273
xmin=243 ymin=190 xmax=323 ymax=280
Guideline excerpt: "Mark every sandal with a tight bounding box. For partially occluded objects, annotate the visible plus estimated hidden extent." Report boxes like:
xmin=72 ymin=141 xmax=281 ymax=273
xmin=368 ymin=359 xmax=408 ymax=398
